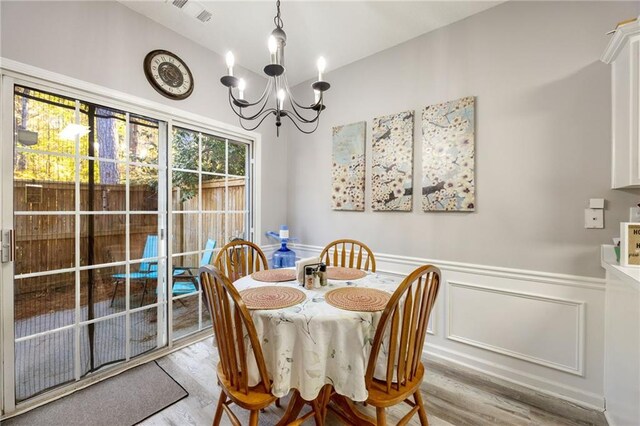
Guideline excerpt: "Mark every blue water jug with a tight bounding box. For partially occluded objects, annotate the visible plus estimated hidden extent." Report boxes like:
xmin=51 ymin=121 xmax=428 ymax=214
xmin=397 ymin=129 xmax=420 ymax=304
xmin=273 ymin=241 xmax=296 ymax=268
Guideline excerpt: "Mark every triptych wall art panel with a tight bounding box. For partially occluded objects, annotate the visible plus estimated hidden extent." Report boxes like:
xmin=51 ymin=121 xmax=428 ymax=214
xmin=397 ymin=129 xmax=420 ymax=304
xmin=371 ymin=110 xmax=414 ymax=211
xmin=421 ymin=96 xmax=475 ymax=211
xmin=331 ymin=121 xmax=366 ymax=211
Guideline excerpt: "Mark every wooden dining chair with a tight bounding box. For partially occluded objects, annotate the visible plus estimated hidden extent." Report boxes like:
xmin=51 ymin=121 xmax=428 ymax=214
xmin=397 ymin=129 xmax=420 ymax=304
xmin=320 ymin=239 xmax=376 ymax=272
xmin=199 ymin=265 xmax=278 ymax=426
xmin=214 ymin=240 xmax=269 ymax=282
xmin=359 ymin=265 xmax=440 ymax=425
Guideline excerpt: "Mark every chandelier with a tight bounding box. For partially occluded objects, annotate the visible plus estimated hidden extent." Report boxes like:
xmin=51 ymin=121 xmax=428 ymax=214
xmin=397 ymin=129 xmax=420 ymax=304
xmin=220 ymin=0 xmax=330 ymax=137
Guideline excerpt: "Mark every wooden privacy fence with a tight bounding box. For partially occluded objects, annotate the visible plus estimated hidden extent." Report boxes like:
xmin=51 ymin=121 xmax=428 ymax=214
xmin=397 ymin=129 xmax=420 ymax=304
xmin=13 ymin=178 xmax=246 ymax=299
xmin=172 ymin=178 xmax=247 ymax=254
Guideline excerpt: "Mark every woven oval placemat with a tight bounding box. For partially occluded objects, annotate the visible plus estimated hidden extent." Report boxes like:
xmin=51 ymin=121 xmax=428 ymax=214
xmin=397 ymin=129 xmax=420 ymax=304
xmin=325 ymin=287 xmax=391 ymax=312
xmin=240 ymin=286 xmax=306 ymax=310
xmin=252 ymin=269 xmax=297 ymax=282
xmin=326 ymin=267 xmax=367 ymax=280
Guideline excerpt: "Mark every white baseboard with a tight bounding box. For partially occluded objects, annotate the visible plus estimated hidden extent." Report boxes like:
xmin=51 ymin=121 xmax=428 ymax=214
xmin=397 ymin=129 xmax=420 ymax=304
xmin=423 ymin=344 xmax=603 ymax=410
xmin=604 ymin=410 xmax=616 ymax=426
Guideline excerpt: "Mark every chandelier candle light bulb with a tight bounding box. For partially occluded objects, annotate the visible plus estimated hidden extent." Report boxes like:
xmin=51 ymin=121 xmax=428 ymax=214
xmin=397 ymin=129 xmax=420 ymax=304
xmin=278 ymin=89 xmax=286 ymax=110
xmin=317 ymin=57 xmax=326 ymax=81
xmin=225 ymin=51 xmax=235 ymax=76
xmin=238 ymin=79 xmax=246 ymax=100
xmin=268 ymin=36 xmax=278 ymax=63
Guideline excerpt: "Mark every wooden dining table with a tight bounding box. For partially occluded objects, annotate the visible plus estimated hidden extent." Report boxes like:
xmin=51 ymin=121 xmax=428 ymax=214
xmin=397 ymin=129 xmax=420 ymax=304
xmin=233 ymin=268 xmax=403 ymax=425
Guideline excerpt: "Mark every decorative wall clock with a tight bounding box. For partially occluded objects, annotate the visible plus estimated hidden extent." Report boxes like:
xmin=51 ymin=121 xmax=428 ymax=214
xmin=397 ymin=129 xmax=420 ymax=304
xmin=144 ymin=50 xmax=194 ymax=100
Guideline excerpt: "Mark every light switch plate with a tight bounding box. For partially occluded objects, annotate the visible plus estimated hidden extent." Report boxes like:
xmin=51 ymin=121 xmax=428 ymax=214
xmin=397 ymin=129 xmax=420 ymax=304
xmin=630 ymin=207 xmax=640 ymax=222
xmin=585 ymin=209 xmax=604 ymax=229
xmin=589 ymin=198 xmax=605 ymax=209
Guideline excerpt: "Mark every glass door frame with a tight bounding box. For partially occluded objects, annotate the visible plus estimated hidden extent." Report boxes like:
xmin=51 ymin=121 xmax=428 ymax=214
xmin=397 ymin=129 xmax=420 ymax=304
xmin=0 ymin=70 xmax=260 ymax=416
xmin=168 ymin=122 xmax=255 ymax=343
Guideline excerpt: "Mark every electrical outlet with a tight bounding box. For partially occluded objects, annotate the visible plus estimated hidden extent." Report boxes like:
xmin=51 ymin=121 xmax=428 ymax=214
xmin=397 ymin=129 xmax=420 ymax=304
xmin=585 ymin=209 xmax=604 ymax=229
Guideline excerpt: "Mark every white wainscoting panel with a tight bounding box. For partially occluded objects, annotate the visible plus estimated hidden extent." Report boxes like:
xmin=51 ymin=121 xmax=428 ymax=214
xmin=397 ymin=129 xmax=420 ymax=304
xmin=289 ymin=244 xmax=606 ymax=410
xmin=447 ymin=281 xmax=584 ymax=375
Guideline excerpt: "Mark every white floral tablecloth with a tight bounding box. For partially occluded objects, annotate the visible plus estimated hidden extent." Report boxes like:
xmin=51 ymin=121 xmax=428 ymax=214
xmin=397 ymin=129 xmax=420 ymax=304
xmin=234 ymin=270 xmax=402 ymax=402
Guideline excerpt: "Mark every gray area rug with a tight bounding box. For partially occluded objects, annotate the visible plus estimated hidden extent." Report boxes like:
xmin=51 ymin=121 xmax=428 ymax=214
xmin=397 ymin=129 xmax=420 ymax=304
xmin=2 ymin=361 xmax=188 ymax=426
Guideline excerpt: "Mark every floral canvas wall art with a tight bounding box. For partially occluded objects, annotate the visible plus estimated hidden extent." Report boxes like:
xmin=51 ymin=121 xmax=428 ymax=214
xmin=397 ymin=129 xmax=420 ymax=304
xmin=422 ymin=96 xmax=475 ymax=212
xmin=371 ymin=110 xmax=414 ymax=211
xmin=331 ymin=121 xmax=366 ymax=211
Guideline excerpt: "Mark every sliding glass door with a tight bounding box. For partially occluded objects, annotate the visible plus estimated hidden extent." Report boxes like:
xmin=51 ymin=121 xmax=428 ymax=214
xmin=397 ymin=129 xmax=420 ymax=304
xmin=9 ymin=85 xmax=168 ymax=402
xmin=0 ymin=77 xmax=255 ymax=413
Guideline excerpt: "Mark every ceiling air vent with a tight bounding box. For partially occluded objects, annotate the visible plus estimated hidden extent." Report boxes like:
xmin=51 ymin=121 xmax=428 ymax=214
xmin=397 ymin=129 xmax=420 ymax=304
xmin=196 ymin=10 xmax=212 ymax=23
xmin=172 ymin=0 xmax=189 ymax=9
xmin=170 ymin=0 xmax=212 ymax=23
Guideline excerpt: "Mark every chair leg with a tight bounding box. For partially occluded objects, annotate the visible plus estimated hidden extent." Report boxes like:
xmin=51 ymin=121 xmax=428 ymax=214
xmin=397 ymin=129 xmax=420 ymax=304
xmin=376 ymin=407 xmax=387 ymax=426
xmin=414 ymin=390 xmax=429 ymax=426
xmin=212 ymin=390 xmax=226 ymax=426
xmin=275 ymin=397 xmax=281 ymax=408
xmin=110 ymin=281 xmax=120 ymax=307
xmin=311 ymin=398 xmax=323 ymax=425
xmin=249 ymin=410 xmax=259 ymax=426
xmin=140 ymin=280 xmax=148 ymax=307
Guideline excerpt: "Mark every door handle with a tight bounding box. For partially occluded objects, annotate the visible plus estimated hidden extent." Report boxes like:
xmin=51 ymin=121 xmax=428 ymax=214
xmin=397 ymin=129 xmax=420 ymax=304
xmin=1 ymin=229 xmax=14 ymax=263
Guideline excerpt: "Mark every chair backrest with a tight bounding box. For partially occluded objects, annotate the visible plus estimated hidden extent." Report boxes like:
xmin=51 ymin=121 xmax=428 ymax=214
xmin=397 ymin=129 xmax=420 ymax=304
xmin=199 ymin=265 xmax=271 ymax=394
xmin=214 ymin=240 xmax=268 ymax=282
xmin=365 ymin=265 xmax=440 ymax=393
xmin=320 ymin=239 xmax=376 ymax=272
xmin=138 ymin=235 xmax=158 ymax=273
xmin=199 ymin=239 xmax=217 ymax=267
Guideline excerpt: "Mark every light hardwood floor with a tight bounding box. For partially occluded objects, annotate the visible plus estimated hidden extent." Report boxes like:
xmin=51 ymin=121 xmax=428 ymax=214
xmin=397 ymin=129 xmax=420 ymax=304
xmin=142 ymin=338 xmax=605 ymax=426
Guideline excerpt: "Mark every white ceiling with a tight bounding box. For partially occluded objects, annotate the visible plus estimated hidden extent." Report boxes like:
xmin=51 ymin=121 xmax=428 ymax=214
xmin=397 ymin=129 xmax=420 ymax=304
xmin=120 ymin=1 xmax=504 ymax=86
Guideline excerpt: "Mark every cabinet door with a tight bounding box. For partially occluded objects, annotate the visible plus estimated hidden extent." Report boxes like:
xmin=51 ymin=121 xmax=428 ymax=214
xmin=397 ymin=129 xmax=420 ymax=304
xmin=612 ymin=37 xmax=640 ymax=188
xmin=632 ymin=39 xmax=640 ymax=185
xmin=612 ymin=42 xmax=631 ymax=188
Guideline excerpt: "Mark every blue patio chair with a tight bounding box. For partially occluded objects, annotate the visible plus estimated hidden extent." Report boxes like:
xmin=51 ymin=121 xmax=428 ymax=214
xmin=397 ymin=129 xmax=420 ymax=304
xmin=111 ymin=237 xmax=217 ymax=307
xmin=110 ymin=235 xmax=158 ymax=307
xmin=139 ymin=238 xmax=217 ymax=306
xmin=170 ymin=238 xmax=217 ymax=296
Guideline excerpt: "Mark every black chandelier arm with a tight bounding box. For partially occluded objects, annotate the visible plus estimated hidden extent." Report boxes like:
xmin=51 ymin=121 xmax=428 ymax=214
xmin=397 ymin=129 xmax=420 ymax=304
xmin=285 ymin=86 xmax=321 ymax=114
xmin=282 ymin=103 xmax=322 ymax=124
xmin=238 ymin=108 xmax=278 ymax=132
xmin=282 ymin=111 xmax=321 ymax=134
xmin=228 ymin=89 xmax=272 ymax=121
xmin=228 ymin=78 xmax=272 ymax=109
xmin=282 ymin=74 xmax=321 ymax=111
xmin=282 ymin=107 xmax=321 ymax=127
xmin=281 ymin=84 xmax=323 ymax=123
xmin=229 ymin=95 xmax=267 ymax=121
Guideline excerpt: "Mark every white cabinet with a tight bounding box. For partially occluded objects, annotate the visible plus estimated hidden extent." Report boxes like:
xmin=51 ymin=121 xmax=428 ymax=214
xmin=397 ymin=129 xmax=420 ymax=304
xmin=601 ymin=246 xmax=640 ymax=426
xmin=602 ymin=18 xmax=640 ymax=189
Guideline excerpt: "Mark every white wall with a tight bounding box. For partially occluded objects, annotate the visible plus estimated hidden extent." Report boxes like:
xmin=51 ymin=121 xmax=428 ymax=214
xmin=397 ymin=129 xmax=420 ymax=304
xmin=288 ymin=1 xmax=640 ymax=279
xmin=286 ymin=0 xmax=640 ymax=410
xmin=0 ymin=0 xmax=288 ymax=244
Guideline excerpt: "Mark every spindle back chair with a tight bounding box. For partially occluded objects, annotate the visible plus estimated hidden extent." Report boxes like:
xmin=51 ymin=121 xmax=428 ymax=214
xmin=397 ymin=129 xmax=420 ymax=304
xmin=199 ymin=265 xmax=276 ymax=426
xmin=214 ymin=240 xmax=269 ymax=282
xmin=363 ymin=265 xmax=441 ymax=425
xmin=320 ymin=239 xmax=376 ymax=272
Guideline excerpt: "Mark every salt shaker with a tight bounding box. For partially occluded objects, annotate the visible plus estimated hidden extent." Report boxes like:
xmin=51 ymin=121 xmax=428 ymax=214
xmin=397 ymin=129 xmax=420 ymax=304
xmin=305 ymin=267 xmax=314 ymax=290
